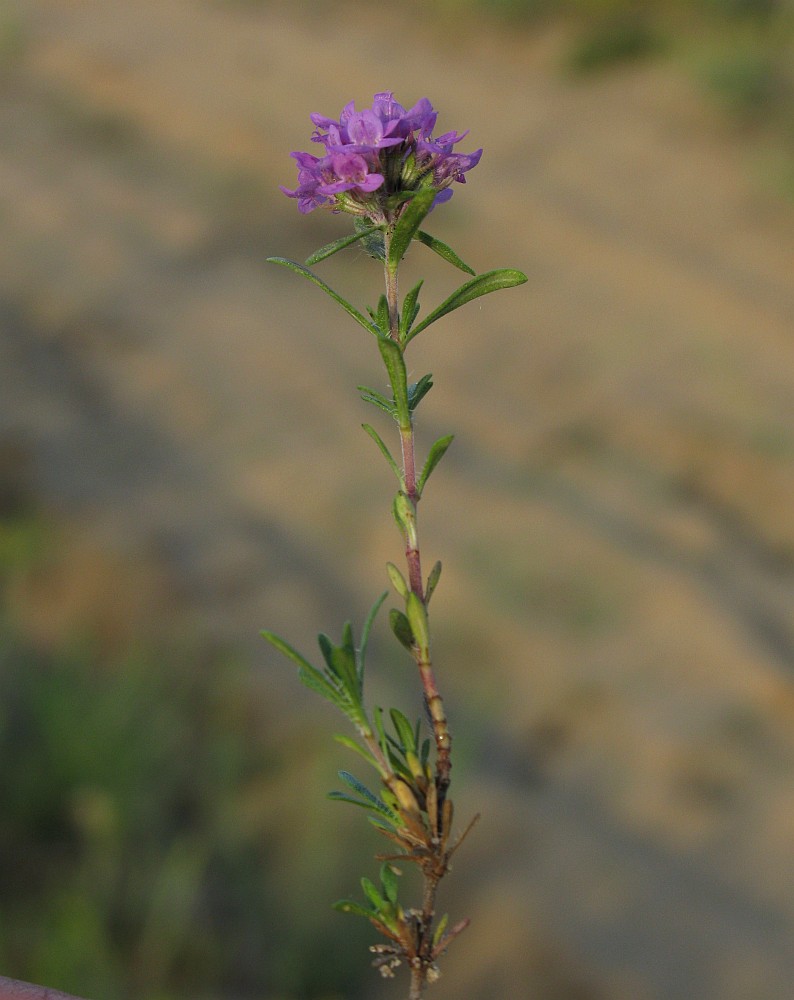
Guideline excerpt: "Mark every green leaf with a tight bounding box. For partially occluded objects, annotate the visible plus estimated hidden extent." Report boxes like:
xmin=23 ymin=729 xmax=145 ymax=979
xmin=332 ymin=771 xmax=400 ymax=823
xmin=377 ymin=337 xmax=410 ymax=429
xmin=328 ymin=790 xmax=394 ymax=819
xmin=358 ymin=387 xmax=397 ymax=419
xmin=386 ymin=562 xmax=409 ymax=600
xmin=318 ymin=631 xmax=360 ymax=701
xmin=305 ymin=225 xmax=380 ymax=265
xmin=399 ymin=280 xmax=423 ymax=342
xmin=261 ymin=630 xmax=344 ymax=707
xmin=390 ymin=708 xmax=417 ymax=754
xmin=425 ymin=560 xmax=442 ymax=604
xmin=361 ymin=877 xmax=389 ymax=913
xmin=380 ymin=862 xmax=400 ymax=906
xmin=333 ymin=899 xmax=373 ymax=919
xmin=361 ymin=424 xmax=401 ymax=482
xmin=389 ymin=608 xmax=415 ymax=652
xmin=266 ymin=257 xmax=380 ymax=337
xmin=407 ymin=373 xmax=433 ymax=412
xmin=374 ymin=706 xmax=389 ymax=760
xmin=432 ymin=912 xmax=450 ymax=948
xmin=355 ymin=216 xmax=386 ymax=261
xmin=388 ymin=189 xmax=437 ymax=270
xmin=359 ymin=590 xmax=388 ymax=684
xmin=333 ymin=734 xmax=380 ymax=770
xmin=415 ymin=230 xmax=475 ymax=275
xmin=405 ymin=268 xmax=529 ymax=343
xmin=405 ymin=592 xmax=430 ymax=652
xmin=417 ymin=434 xmax=454 ymax=496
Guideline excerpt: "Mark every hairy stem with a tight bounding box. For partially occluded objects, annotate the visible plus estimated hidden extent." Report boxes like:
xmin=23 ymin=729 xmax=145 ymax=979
xmin=383 ymin=232 xmax=453 ymax=999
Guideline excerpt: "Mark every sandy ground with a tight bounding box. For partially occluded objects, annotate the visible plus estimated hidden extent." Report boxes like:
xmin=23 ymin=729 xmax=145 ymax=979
xmin=2 ymin=1 xmax=794 ymax=997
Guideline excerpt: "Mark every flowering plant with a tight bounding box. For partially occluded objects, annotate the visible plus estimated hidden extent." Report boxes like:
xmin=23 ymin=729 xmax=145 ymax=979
xmin=264 ymin=92 xmax=526 ymax=999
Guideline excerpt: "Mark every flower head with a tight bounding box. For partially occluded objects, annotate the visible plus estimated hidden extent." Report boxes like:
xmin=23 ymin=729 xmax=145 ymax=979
xmin=280 ymin=92 xmax=482 ymax=221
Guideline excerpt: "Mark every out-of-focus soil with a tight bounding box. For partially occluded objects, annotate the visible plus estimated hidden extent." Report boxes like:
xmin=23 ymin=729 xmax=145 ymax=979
xmin=2 ymin=1 xmax=794 ymax=998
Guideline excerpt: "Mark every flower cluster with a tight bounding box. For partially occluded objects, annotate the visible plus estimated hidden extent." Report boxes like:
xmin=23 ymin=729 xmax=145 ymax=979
xmin=280 ymin=92 xmax=482 ymax=221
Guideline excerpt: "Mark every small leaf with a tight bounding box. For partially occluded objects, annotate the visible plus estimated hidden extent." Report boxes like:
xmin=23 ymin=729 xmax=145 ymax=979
xmin=361 ymin=876 xmax=389 ymax=913
xmin=405 ymin=592 xmax=430 ymax=652
xmin=407 ymin=373 xmax=433 ymax=412
xmin=359 ymin=590 xmax=388 ymax=683
xmin=319 ymin=630 xmax=360 ymax=697
xmin=333 ymin=734 xmax=380 ymax=770
xmin=359 ymin=387 xmax=397 ymax=418
xmin=374 ymin=706 xmax=389 ymax=759
xmin=399 ymin=280 xmax=423 ymax=342
xmin=405 ymin=268 xmax=528 ymax=343
xmin=261 ymin=630 xmax=344 ymax=707
xmin=333 ymin=899 xmax=373 ymax=919
xmin=305 ymin=225 xmax=380 ymax=265
xmin=388 ymin=188 xmax=437 ymax=270
xmin=389 ymin=608 xmax=415 ymax=652
xmin=355 ymin=216 xmax=386 ymax=261
xmin=361 ymin=424 xmax=401 ymax=482
xmin=390 ymin=708 xmax=417 ymax=754
xmin=417 ymin=434 xmax=454 ymax=497
xmin=332 ymin=772 xmax=400 ymax=823
xmin=380 ymin=862 xmax=400 ymax=906
xmin=386 ymin=562 xmax=409 ymax=600
xmin=425 ymin=560 xmax=442 ymax=604
xmin=432 ymin=912 xmax=450 ymax=948
xmin=377 ymin=337 xmax=410 ymax=429
xmin=415 ymin=230 xmax=475 ymax=275
xmin=266 ymin=257 xmax=380 ymax=337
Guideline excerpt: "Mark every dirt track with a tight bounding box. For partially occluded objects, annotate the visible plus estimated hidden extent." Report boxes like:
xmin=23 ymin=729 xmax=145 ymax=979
xmin=2 ymin=2 xmax=794 ymax=998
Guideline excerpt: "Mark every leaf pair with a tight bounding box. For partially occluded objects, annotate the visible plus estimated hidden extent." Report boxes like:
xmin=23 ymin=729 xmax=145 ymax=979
xmin=333 ymin=862 xmax=404 ymax=937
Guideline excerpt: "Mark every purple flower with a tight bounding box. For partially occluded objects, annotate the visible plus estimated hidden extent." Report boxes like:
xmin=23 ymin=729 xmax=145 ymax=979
xmin=280 ymin=92 xmax=481 ymax=220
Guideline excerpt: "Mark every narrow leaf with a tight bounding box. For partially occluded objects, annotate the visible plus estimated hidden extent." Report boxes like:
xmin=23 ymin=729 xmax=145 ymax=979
xmin=405 ymin=268 xmax=528 ymax=343
xmin=359 ymin=388 xmax=397 ymax=418
xmin=327 ymin=790 xmax=391 ymax=816
xmin=355 ymin=216 xmax=386 ymax=261
xmin=417 ymin=434 xmax=454 ymax=496
xmin=425 ymin=560 xmax=442 ymax=604
xmin=266 ymin=257 xmax=380 ymax=337
xmin=390 ymin=708 xmax=417 ymax=754
xmin=407 ymin=373 xmax=433 ymax=412
xmin=332 ymin=772 xmax=400 ymax=823
xmin=388 ymin=189 xmax=437 ymax=270
xmin=432 ymin=912 xmax=450 ymax=948
xmin=361 ymin=876 xmax=389 ymax=913
xmin=415 ymin=230 xmax=475 ymax=275
xmin=333 ymin=734 xmax=380 ymax=770
xmin=374 ymin=706 xmax=389 ymax=760
xmin=359 ymin=589 xmax=388 ymax=683
xmin=361 ymin=424 xmax=401 ymax=482
xmin=380 ymin=862 xmax=400 ymax=906
xmin=333 ymin=899 xmax=373 ymax=919
xmin=398 ymin=279 xmax=424 ymax=342
xmin=377 ymin=337 xmax=410 ymax=429
xmin=261 ymin=630 xmax=344 ymax=706
xmin=305 ymin=225 xmax=380 ymax=265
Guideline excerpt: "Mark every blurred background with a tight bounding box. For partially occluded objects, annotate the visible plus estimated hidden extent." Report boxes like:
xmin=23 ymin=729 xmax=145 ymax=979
xmin=2 ymin=1 xmax=794 ymax=998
